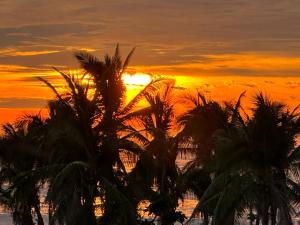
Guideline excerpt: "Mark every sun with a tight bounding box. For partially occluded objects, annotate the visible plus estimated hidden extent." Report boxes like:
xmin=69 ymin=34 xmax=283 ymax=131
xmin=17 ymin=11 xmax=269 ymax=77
xmin=122 ymin=73 xmax=152 ymax=86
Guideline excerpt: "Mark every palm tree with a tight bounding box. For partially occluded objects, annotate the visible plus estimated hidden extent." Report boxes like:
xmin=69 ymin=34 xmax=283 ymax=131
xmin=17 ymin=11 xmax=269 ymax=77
xmin=0 ymin=115 xmax=47 ymax=225
xmin=127 ymin=82 xmax=185 ymax=225
xmin=197 ymin=93 xmax=300 ymax=225
xmin=39 ymin=45 xmax=165 ymax=225
xmin=177 ymin=92 xmax=232 ymax=224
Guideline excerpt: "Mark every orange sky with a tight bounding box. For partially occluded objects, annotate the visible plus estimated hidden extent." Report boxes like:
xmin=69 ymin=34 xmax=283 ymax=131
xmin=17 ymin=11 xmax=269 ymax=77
xmin=1 ymin=1 xmax=300 ymax=125
xmin=1 ymin=51 xmax=300 ymax=126
xmin=0 ymin=69 xmax=299 ymax=126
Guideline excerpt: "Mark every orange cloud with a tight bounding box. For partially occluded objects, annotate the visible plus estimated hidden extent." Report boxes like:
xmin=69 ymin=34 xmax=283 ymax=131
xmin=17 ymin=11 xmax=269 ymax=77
xmin=132 ymin=53 xmax=300 ymax=76
xmin=0 ymin=49 xmax=60 ymax=56
xmin=0 ymin=64 xmax=30 ymax=71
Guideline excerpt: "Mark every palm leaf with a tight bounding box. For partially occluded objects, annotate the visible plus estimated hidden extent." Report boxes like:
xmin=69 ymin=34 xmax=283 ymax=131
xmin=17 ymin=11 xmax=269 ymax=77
xmin=37 ymin=77 xmax=63 ymax=102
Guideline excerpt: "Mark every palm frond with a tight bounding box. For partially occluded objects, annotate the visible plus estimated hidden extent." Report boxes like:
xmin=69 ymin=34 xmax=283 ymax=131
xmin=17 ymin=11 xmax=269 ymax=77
xmin=74 ymin=51 xmax=103 ymax=76
xmin=120 ymin=78 xmax=168 ymax=115
xmin=120 ymin=47 xmax=135 ymax=75
xmin=37 ymin=77 xmax=63 ymax=101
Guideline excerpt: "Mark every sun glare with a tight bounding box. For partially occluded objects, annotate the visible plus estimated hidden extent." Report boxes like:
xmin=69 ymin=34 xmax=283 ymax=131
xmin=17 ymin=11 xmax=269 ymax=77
xmin=122 ymin=73 xmax=152 ymax=86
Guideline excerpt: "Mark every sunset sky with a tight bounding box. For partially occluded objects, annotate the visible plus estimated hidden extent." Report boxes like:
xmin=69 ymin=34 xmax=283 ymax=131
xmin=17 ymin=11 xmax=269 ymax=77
xmin=0 ymin=0 xmax=300 ymax=124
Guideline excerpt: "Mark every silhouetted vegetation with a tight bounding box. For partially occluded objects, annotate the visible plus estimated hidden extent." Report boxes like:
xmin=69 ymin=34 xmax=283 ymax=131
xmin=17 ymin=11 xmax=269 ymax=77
xmin=0 ymin=47 xmax=299 ymax=225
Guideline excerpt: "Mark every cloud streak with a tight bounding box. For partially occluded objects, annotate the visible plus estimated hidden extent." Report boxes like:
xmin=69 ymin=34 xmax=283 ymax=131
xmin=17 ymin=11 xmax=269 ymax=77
xmin=0 ymin=49 xmax=60 ymax=56
xmin=0 ymin=97 xmax=48 ymax=108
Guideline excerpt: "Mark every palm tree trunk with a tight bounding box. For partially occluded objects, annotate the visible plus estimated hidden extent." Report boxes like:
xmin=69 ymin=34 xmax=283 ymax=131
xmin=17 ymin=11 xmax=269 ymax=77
xmin=48 ymin=204 xmax=54 ymax=225
xmin=16 ymin=206 xmax=34 ymax=225
xmin=260 ymin=200 xmax=269 ymax=225
xmin=249 ymin=207 xmax=254 ymax=225
xmin=270 ymin=206 xmax=277 ymax=225
xmin=34 ymin=204 xmax=44 ymax=225
xmin=203 ymin=212 xmax=209 ymax=225
xmin=83 ymin=201 xmax=97 ymax=225
xmin=278 ymin=209 xmax=293 ymax=225
xmin=262 ymin=212 xmax=269 ymax=225
xmin=223 ymin=211 xmax=235 ymax=225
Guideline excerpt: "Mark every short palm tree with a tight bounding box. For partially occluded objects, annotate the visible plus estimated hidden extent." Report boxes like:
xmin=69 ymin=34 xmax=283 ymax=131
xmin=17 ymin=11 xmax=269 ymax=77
xmin=0 ymin=115 xmax=47 ymax=225
xmin=198 ymin=93 xmax=300 ymax=225
xmin=177 ymin=92 xmax=232 ymax=224
xmin=128 ymin=82 xmax=185 ymax=225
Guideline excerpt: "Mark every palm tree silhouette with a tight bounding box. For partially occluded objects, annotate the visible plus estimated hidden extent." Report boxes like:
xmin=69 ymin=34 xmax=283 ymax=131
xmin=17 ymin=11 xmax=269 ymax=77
xmin=38 ymin=45 xmax=166 ymax=225
xmin=128 ymin=82 xmax=186 ymax=225
xmin=0 ymin=115 xmax=46 ymax=225
xmin=197 ymin=93 xmax=300 ymax=225
xmin=177 ymin=92 xmax=232 ymax=224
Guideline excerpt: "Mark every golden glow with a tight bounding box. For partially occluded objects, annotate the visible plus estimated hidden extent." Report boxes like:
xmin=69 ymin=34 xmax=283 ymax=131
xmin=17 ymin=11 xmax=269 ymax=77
xmin=77 ymin=48 xmax=96 ymax=52
xmin=0 ymin=49 xmax=60 ymax=56
xmin=1 ymin=52 xmax=300 ymax=125
xmin=122 ymin=73 xmax=152 ymax=86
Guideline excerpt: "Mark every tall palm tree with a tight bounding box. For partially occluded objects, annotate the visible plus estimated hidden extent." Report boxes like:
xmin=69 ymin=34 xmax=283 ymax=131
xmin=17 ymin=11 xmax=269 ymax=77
xmin=0 ymin=115 xmax=47 ymax=225
xmin=39 ymin=45 xmax=165 ymax=225
xmin=197 ymin=93 xmax=300 ymax=225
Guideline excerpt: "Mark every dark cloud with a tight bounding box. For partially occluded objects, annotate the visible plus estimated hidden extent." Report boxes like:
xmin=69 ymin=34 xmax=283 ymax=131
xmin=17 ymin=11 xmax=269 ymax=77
xmin=285 ymin=81 xmax=300 ymax=89
xmin=0 ymin=23 xmax=104 ymax=48
xmin=0 ymin=98 xmax=48 ymax=108
xmin=2 ymin=23 xmax=101 ymax=38
xmin=1 ymin=0 xmax=300 ymax=76
xmin=264 ymin=80 xmax=275 ymax=84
